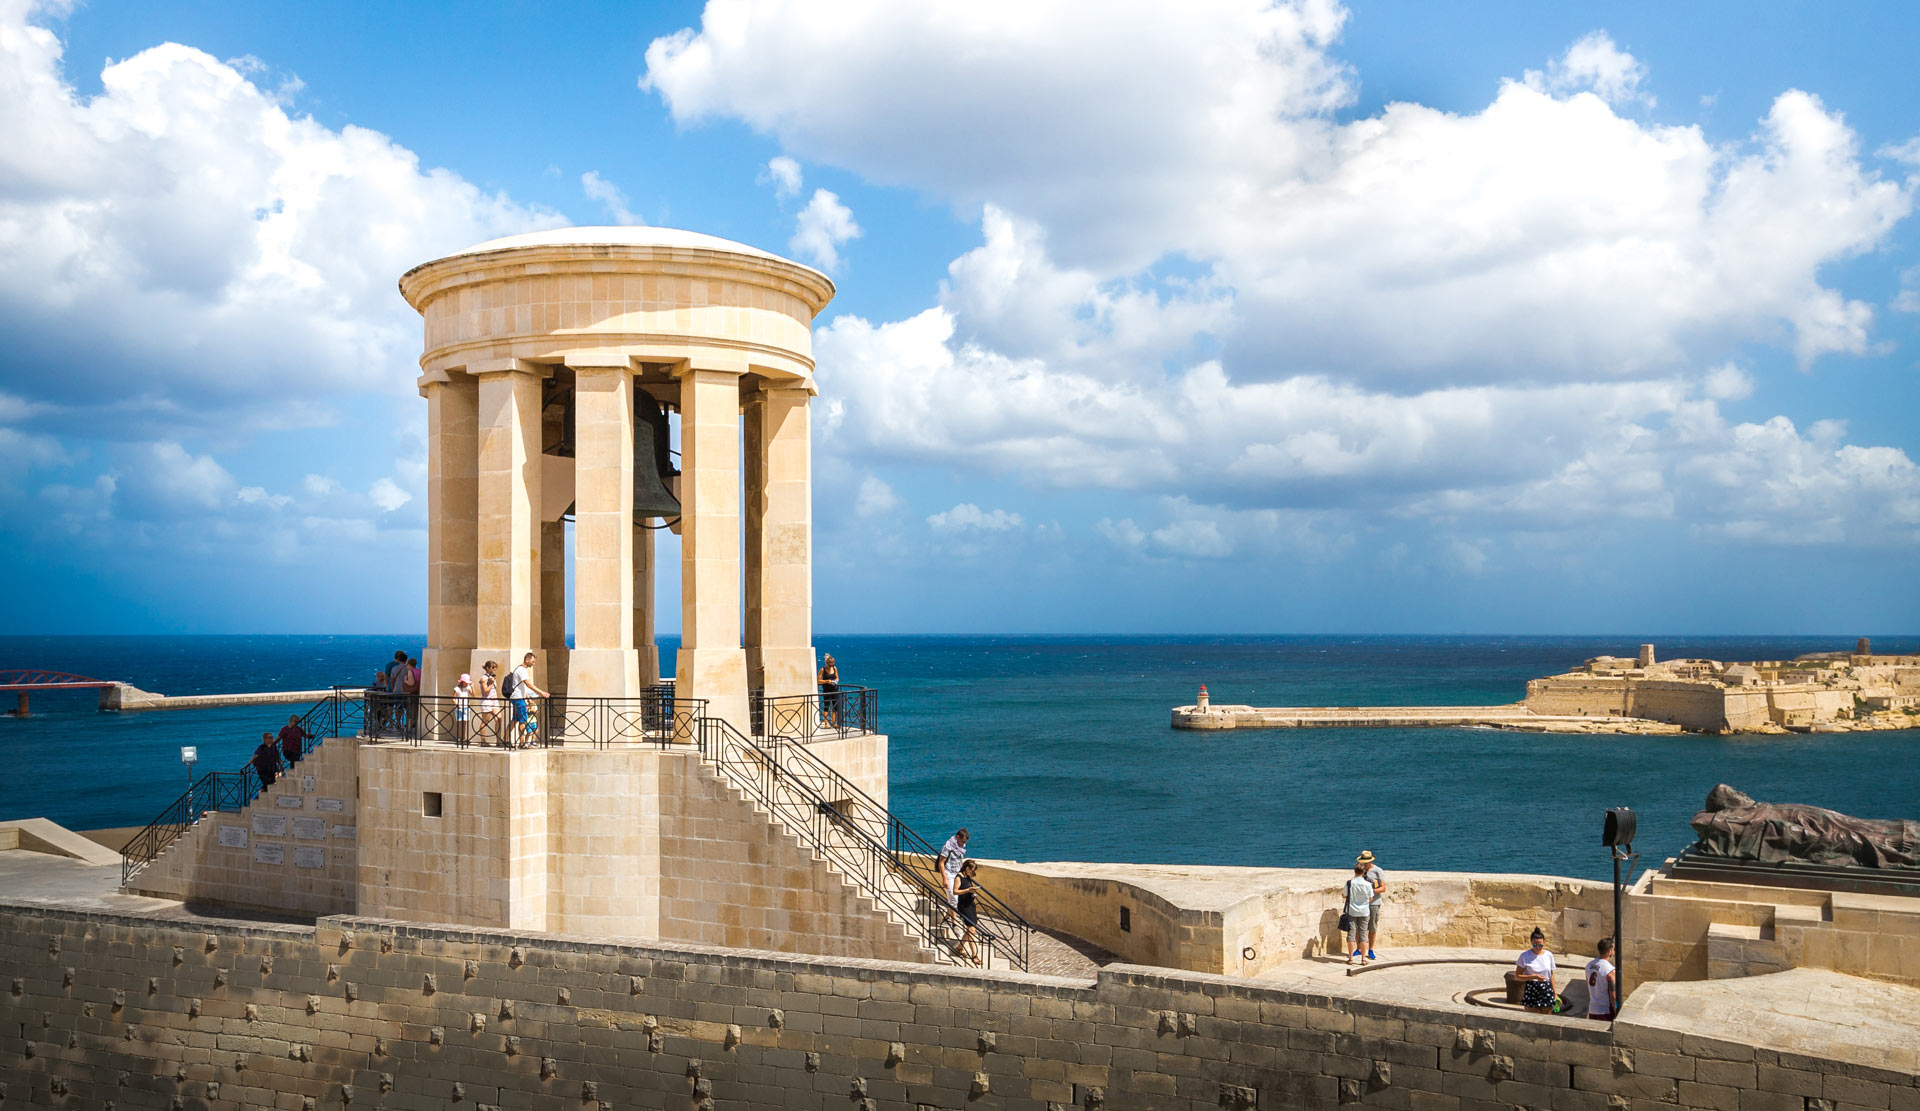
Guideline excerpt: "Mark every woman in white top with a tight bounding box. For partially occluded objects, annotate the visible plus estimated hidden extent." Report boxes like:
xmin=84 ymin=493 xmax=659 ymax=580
xmin=1515 ymin=927 xmax=1557 ymax=1013
xmin=1343 ymin=861 xmax=1377 ymax=965
xmin=475 ymin=661 xmax=502 ymax=746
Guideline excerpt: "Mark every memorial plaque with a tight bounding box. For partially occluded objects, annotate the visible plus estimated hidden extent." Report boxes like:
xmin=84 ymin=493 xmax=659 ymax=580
xmin=291 ymin=818 xmax=328 ymax=840
xmin=275 ymin=795 xmax=304 ymax=809
xmin=252 ymin=814 xmax=288 ymax=837
xmin=293 ymin=846 xmax=326 ymax=869
xmin=253 ymin=842 xmax=286 ymax=865
xmin=216 ymin=826 xmax=248 ymax=848
xmin=314 ymin=797 xmax=345 ymax=813
xmin=301 ymin=775 xmax=316 ymax=792
xmin=330 ymin=825 xmax=356 ymax=840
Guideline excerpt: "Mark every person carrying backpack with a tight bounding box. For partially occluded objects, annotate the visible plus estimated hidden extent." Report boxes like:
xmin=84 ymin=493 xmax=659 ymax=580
xmin=506 ymin=652 xmax=550 ymax=747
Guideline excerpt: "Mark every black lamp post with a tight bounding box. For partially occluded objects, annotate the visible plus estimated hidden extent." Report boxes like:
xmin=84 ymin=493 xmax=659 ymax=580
xmin=1602 ymin=806 xmax=1638 ymax=1022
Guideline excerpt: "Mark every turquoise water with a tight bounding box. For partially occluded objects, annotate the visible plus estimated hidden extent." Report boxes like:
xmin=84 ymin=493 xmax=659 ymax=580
xmin=3 ymin=634 xmax=1915 ymax=882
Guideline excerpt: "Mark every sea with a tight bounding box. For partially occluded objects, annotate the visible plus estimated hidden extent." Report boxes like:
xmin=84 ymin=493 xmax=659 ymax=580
xmin=3 ymin=634 xmax=1916 ymax=884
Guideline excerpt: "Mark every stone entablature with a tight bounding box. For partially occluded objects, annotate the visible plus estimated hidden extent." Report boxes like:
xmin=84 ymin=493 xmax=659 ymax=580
xmin=399 ymin=228 xmax=834 ymax=382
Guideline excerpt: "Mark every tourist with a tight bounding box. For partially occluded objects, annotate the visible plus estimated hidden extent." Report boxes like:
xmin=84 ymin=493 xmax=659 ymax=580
xmin=1343 ymin=860 xmax=1376 ymax=965
xmin=1586 ymin=938 xmax=1617 ymax=1022
xmin=386 ymin=650 xmax=412 ymax=735
xmin=937 ymin=828 xmax=969 ymax=909
xmin=507 ymin=652 xmax=550 ymax=747
xmin=403 ymin=656 xmax=422 ymax=738
xmin=1358 ymin=849 xmax=1386 ymax=960
xmin=1516 ymin=928 xmax=1558 ymax=1013
xmin=453 ymin=673 xmax=473 ymax=746
xmin=369 ymin=666 xmax=390 ymax=732
xmin=818 ymin=653 xmax=840 ymax=728
xmin=476 ymin=661 xmax=502 ymax=745
xmin=251 ymin=733 xmax=281 ymax=788
xmin=277 ymin=714 xmax=310 ymax=765
xmin=954 ymin=859 xmax=984 ymax=964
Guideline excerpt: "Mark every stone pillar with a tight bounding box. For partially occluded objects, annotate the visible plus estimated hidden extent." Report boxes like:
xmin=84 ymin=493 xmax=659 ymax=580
xmin=569 ymin=362 xmax=641 ymax=697
xmin=747 ymin=383 xmax=815 ymax=700
xmin=423 ymin=373 xmax=479 ymax=698
xmin=675 ymin=364 xmax=749 ymax=731
xmin=470 ymin=360 xmax=544 ymax=689
xmin=540 ymin=519 xmax=569 ymax=694
xmin=635 ymin=526 xmax=660 ymax=686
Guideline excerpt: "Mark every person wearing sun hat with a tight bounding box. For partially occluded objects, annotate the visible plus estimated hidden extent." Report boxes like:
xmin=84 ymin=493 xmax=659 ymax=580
xmin=1357 ymin=850 xmax=1386 ymax=960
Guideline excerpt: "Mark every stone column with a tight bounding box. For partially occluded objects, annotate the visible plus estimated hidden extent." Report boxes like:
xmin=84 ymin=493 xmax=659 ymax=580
xmin=469 ymin=359 xmax=543 ymax=688
xmin=635 ymin=526 xmax=659 ymax=686
xmin=675 ymin=364 xmax=749 ymax=731
xmin=422 ymin=372 xmax=479 ymax=698
xmin=747 ymin=383 xmax=815 ymax=700
xmin=568 ymin=361 xmax=641 ymax=698
xmin=539 ymin=519 xmax=569 ymax=694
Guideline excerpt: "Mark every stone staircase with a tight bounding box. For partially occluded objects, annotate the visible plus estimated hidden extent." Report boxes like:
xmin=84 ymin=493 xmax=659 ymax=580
xmin=689 ymin=715 xmax=1031 ymax=971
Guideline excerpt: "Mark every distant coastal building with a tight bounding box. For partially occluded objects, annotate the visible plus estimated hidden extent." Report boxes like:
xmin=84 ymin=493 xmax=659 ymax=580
xmin=1524 ymin=640 xmax=1920 ymax=733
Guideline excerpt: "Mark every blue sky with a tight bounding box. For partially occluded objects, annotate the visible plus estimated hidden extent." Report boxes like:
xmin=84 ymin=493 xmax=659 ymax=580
xmin=1 ymin=0 xmax=1917 ymax=635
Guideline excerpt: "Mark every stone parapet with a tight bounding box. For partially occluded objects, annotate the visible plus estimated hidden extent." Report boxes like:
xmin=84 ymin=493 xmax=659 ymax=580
xmin=2 ymin=898 xmax=1915 ymax=1110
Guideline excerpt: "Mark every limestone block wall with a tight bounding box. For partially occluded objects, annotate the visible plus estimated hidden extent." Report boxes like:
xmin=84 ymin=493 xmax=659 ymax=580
xmin=355 ymin=745 xmax=914 ymax=962
xmin=1628 ymin=871 xmax=1920 ymax=986
xmin=1523 ymin=676 xmax=1627 ymax=716
xmin=800 ymin=732 xmax=889 ymax=808
xmin=655 ymin=749 xmax=930 ymax=963
xmin=356 ymin=744 xmax=530 ymax=929
xmin=126 ymin=737 xmax=359 ymax=917
xmin=5 ymin=899 xmax=1917 ymax=1111
xmin=1625 ymin=681 xmax=1731 ymax=731
xmin=972 ymin=862 xmax=1215 ymax=971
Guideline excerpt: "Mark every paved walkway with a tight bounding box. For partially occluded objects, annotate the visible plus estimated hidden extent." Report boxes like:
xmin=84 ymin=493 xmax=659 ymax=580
xmin=1258 ymin=945 xmax=1603 ymax=1023
xmin=1629 ymin=966 xmax=1920 ymax=1072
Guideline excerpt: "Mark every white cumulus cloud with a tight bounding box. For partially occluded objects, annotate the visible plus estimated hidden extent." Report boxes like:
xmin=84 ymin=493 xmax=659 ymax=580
xmin=789 ymin=187 xmax=860 ymax=270
xmin=581 ymin=170 xmax=644 ymax=225
xmin=926 ymin=503 xmax=1023 ymax=532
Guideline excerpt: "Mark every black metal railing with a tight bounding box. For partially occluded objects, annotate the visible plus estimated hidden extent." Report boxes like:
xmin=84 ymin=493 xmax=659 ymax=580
xmin=692 ymin=714 xmax=1031 ymax=971
xmin=120 ymin=769 xmax=266 ymax=886
xmin=752 ymin=685 xmax=878 ymax=741
xmin=357 ymin=686 xmax=703 ymax=748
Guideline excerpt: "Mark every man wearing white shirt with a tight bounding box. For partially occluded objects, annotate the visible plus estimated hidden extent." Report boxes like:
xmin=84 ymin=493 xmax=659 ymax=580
xmin=1586 ymin=938 xmax=1618 ymax=1021
xmin=937 ymin=829 xmax=969 ymax=908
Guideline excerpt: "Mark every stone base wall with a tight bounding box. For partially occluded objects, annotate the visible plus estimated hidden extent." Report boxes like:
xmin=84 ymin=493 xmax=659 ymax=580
xmin=355 ymin=743 xmax=926 ymax=963
xmin=655 ymin=750 xmax=930 ymax=963
xmin=127 ymin=738 xmax=359 ymax=917
xmin=4 ymin=900 xmax=1916 ymax=1111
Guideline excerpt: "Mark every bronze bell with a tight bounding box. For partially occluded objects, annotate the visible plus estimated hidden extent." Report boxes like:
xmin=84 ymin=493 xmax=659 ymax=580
xmin=633 ymin=392 xmax=681 ymax=522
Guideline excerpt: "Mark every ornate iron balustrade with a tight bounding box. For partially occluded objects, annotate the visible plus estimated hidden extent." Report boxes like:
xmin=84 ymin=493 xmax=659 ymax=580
xmin=358 ymin=687 xmax=703 ymax=748
xmin=753 ymin=685 xmax=878 ymax=742
xmin=121 ymin=689 xmax=349 ymax=884
xmin=692 ymin=714 xmax=1031 ymax=971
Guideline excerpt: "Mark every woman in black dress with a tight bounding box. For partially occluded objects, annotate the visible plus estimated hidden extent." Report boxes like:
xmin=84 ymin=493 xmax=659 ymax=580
xmin=954 ymin=860 xmax=983 ymax=964
xmin=817 ymin=654 xmax=840 ymax=728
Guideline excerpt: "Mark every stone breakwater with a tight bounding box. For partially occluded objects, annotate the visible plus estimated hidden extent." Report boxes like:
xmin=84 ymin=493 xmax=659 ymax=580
xmin=102 ymin=683 xmax=338 ymax=711
xmin=1171 ymin=703 xmax=1686 ymax=734
xmin=4 ymin=898 xmax=1918 ymax=1111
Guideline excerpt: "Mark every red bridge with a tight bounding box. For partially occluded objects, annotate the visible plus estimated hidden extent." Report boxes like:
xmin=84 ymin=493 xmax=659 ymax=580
xmin=0 ymin=670 xmax=119 ymax=716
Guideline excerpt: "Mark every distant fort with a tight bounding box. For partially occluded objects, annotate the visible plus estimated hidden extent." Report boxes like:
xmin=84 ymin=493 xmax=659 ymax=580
xmin=1174 ymin=638 xmax=1920 ymax=735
